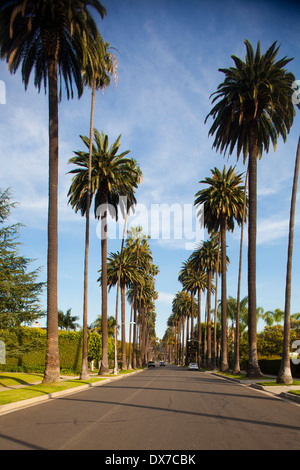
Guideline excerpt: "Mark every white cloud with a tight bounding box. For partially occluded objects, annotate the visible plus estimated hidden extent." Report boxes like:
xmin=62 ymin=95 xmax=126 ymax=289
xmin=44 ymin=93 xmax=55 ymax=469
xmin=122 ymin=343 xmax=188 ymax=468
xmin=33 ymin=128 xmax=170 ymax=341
xmin=157 ymin=292 xmax=174 ymax=304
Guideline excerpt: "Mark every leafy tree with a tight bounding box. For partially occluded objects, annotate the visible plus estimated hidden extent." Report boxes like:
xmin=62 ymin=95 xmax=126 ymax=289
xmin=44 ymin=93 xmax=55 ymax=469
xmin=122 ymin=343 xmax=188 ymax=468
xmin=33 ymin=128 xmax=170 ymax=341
xmin=205 ymin=40 xmax=295 ymax=377
xmin=0 ymin=189 xmax=44 ymax=329
xmin=258 ymin=325 xmax=298 ymax=358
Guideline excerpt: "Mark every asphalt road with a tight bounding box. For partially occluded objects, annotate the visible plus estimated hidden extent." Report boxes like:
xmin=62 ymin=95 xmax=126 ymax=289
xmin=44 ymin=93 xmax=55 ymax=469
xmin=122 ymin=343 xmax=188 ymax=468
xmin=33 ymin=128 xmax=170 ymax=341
xmin=0 ymin=365 xmax=300 ymax=451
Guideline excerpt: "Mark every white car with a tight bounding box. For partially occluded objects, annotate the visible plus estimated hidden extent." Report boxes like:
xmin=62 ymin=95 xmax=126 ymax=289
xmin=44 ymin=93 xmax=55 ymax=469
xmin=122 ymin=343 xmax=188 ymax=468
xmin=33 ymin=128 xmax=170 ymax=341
xmin=188 ymin=362 xmax=199 ymax=370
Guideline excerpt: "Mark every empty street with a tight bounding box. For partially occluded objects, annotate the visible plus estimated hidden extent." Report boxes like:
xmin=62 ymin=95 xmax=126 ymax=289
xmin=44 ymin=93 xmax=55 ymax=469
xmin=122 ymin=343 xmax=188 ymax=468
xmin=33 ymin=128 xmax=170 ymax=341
xmin=0 ymin=365 xmax=299 ymax=451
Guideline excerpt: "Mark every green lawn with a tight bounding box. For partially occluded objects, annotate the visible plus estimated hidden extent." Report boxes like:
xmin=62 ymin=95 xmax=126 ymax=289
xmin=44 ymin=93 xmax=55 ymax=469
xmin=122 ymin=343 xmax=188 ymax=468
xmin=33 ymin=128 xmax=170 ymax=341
xmin=216 ymin=371 xmax=272 ymax=381
xmin=0 ymin=370 xmax=141 ymax=407
xmin=258 ymin=380 xmax=300 ymax=386
xmin=0 ymin=372 xmax=44 ymax=387
xmin=0 ymin=373 xmax=106 ymax=406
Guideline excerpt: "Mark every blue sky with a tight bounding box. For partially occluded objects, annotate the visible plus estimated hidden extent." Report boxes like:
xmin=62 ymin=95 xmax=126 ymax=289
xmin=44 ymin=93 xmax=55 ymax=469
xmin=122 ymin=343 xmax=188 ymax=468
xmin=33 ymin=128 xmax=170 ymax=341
xmin=0 ymin=0 xmax=300 ymax=340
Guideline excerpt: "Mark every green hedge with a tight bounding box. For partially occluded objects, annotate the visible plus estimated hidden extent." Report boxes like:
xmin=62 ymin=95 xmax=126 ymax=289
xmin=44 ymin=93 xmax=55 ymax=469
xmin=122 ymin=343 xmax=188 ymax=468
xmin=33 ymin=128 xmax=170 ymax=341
xmin=258 ymin=357 xmax=300 ymax=378
xmin=0 ymin=327 xmax=113 ymax=373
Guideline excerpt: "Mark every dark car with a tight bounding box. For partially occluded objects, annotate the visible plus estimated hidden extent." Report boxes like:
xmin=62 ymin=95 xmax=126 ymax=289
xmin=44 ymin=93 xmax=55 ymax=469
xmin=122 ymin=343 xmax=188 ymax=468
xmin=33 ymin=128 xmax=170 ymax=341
xmin=148 ymin=360 xmax=155 ymax=368
xmin=160 ymin=361 xmax=165 ymax=366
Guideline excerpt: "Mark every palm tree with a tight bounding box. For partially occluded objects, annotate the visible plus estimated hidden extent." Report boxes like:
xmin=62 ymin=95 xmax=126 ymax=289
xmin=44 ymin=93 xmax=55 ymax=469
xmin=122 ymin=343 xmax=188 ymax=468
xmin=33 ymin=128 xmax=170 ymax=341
xmin=104 ymin=248 xmax=142 ymax=369
xmin=79 ymin=40 xmax=117 ymax=380
xmin=189 ymin=241 xmax=218 ymax=368
xmin=205 ymin=40 xmax=296 ymax=377
xmin=172 ymin=290 xmax=196 ymax=365
xmin=126 ymin=227 xmax=151 ymax=368
xmin=140 ymin=266 xmax=159 ymax=366
xmin=179 ymin=256 xmax=208 ymax=366
xmin=67 ymin=130 xmax=141 ymax=375
xmin=89 ymin=315 xmax=117 ymax=338
xmin=0 ymin=0 xmax=107 ymax=383
xmin=232 ymin=169 xmax=248 ymax=375
xmin=278 ymin=136 xmax=300 ymax=384
xmin=58 ymin=308 xmax=79 ymax=331
xmin=195 ymin=166 xmax=245 ymax=370
xmin=262 ymin=308 xmax=284 ymax=327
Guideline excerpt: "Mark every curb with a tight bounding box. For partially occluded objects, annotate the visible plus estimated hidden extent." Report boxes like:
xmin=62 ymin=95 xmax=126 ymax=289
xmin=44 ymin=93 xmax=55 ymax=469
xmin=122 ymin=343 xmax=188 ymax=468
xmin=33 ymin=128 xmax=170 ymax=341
xmin=210 ymin=372 xmax=300 ymax=404
xmin=279 ymin=391 xmax=300 ymax=403
xmin=0 ymin=369 xmax=144 ymax=416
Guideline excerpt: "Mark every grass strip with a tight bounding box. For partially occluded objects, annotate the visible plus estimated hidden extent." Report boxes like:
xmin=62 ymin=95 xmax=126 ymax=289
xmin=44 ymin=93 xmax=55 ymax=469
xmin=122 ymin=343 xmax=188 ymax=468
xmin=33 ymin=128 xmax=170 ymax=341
xmin=0 ymin=373 xmax=44 ymax=387
xmin=258 ymin=380 xmax=300 ymax=386
xmin=0 ymin=377 xmax=105 ymax=406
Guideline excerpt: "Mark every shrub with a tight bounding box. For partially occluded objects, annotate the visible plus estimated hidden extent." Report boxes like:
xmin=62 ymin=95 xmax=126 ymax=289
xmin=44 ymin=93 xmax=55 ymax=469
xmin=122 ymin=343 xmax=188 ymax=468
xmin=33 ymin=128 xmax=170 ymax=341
xmin=0 ymin=327 xmax=113 ymax=373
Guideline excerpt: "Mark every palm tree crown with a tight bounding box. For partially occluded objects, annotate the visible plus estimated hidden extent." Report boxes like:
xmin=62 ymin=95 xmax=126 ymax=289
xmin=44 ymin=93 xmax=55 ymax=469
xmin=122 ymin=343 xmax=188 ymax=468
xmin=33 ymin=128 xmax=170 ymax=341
xmin=194 ymin=166 xmax=246 ymax=233
xmin=205 ymin=40 xmax=296 ymax=162
xmin=68 ymin=130 xmax=141 ymax=217
xmin=0 ymin=0 xmax=107 ymax=99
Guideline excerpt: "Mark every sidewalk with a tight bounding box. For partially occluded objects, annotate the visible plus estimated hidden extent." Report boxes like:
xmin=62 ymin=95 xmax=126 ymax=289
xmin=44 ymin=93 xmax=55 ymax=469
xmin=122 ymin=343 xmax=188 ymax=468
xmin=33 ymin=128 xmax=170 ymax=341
xmin=211 ymin=371 xmax=300 ymax=404
xmin=0 ymin=370 xmax=144 ymax=416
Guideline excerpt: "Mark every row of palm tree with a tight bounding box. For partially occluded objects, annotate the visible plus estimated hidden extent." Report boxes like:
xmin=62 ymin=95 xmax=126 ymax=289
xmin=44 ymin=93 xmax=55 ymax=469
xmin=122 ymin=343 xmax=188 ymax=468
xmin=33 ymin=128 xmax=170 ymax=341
xmin=0 ymin=1 xmax=159 ymax=381
xmin=204 ymin=40 xmax=299 ymax=383
xmin=0 ymin=0 xmax=116 ymax=382
xmin=165 ymin=40 xmax=299 ymax=382
xmin=1 ymin=3 xmax=299 ymax=384
xmin=68 ymin=129 xmax=142 ymax=376
xmin=104 ymin=227 xmax=159 ymax=371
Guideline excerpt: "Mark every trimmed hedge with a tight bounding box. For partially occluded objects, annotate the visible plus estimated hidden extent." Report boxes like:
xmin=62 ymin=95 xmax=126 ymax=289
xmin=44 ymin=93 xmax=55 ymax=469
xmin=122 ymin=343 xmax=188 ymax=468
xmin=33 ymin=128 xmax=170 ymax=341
xmin=0 ymin=327 xmax=113 ymax=373
xmin=258 ymin=357 xmax=300 ymax=378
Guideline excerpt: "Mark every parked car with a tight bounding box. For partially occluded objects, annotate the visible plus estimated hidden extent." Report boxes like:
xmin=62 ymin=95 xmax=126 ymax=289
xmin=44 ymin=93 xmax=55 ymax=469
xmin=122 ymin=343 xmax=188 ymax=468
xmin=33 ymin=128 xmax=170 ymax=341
xmin=148 ymin=360 xmax=155 ymax=368
xmin=160 ymin=361 xmax=165 ymax=366
xmin=188 ymin=362 xmax=199 ymax=370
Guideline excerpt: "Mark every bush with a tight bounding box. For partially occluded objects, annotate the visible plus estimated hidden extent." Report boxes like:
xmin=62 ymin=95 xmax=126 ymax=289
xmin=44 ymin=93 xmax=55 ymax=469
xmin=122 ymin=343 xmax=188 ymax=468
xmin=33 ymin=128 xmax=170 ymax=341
xmin=258 ymin=357 xmax=300 ymax=378
xmin=0 ymin=327 xmax=113 ymax=373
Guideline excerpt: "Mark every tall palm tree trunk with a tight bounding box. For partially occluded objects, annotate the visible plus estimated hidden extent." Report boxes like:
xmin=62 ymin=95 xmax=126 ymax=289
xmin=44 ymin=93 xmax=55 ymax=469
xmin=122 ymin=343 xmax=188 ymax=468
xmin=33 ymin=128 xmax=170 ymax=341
xmin=128 ymin=302 xmax=134 ymax=369
xmin=207 ymin=271 xmax=212 ymax=368
xmin=247 ymin=124 xmax=263 ymax=377
xmin=197 ymin=288 xmax=202 ymax=368
xmin=99 ymin=202 xmax=109 ymax=375
xmin=80 ymin=79 xmax=96 ymax=380
xmin=44 ymin=55 xmax=60 ymax=383
xmin=140 ymin=305 xmax=147 ymax=366
xmin=277 ymin=136 xmax=300 ymax=384
xmin=132 ymin=287 xmax=138 ymax=369
xmin=132 ymin=245 xmax=140 ymax=369
xmin=115 ymin=210 xmax=129 ymax=373
xmin=185 ymin=314 xmax=190 ymax=365
xmin=213 ymin=235 xmax=220 ymax=370
xmin=233 ymin=168 xmax=248 ymax=375
xmin=121 ymin=283 xmax=127 ymax=369
xmin=220 ymin=219 xmax=229 ymax=371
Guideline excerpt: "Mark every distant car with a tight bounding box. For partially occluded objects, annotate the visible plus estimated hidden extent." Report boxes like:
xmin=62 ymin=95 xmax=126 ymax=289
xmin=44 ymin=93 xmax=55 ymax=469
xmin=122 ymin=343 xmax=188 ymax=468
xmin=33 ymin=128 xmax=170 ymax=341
xmin=148 ymin=360 xmax=155 ymax=368
xmin=160 ymin=361 xmax=165 ymax=366
xmin=188 ymin=362 xmax=199 ymax=370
